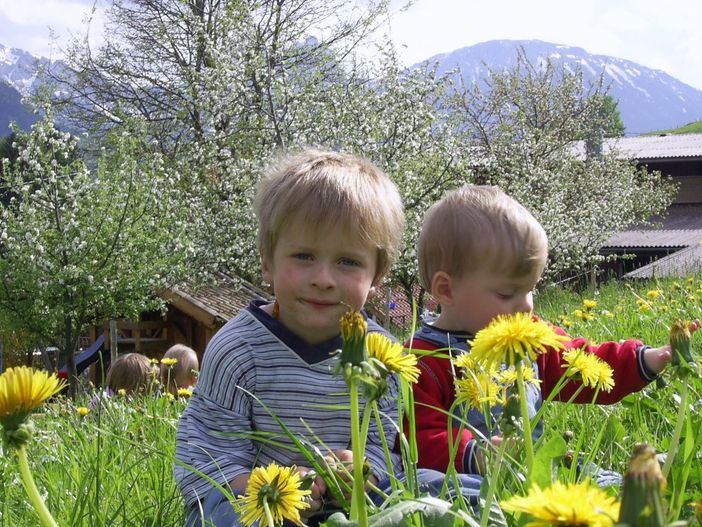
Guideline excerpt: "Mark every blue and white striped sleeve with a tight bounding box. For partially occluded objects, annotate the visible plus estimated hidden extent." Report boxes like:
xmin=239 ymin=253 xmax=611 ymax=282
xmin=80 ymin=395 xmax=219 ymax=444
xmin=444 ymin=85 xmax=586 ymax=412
xmin=174 ymin=321 xmax=258 ymax=507
xmin=364 ymin=372 xmax=403 ymax=479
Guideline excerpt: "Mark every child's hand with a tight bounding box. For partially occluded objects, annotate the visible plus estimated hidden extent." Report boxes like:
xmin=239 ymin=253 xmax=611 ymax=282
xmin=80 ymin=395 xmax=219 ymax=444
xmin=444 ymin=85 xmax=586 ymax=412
xmin=296 ymin=466 xmax=327 ymax=518
xmin=643 ymin=319 xmax=701 ymax=374
xmin=324 ymin=449 xmax=377 ymax=504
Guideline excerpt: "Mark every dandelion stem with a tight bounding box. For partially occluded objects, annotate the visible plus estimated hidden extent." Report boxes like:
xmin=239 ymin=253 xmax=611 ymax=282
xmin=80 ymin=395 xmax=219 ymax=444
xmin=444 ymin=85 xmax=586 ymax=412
xmin=16 ymin=446 xmax=59 ymax=527
xmin=516 ymin=364 xmax=534 ymax=482
xmin=349 ymin=378 xmax=369 ymax=527
xmin=262 ymin=498 xmax=275 ymax=527
xmin=662 ymin=380 xmax=689 ymax=478
xmin=480 ymin=437 xmax=507 ymax=527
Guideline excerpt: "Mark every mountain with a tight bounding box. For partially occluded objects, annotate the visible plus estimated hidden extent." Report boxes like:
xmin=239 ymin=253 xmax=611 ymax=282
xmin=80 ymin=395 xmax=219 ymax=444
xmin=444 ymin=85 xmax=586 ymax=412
xmin=417 ymin=39 xmax=702 ymax=135
xmin=0 ymin=43 xmax=45 ymax=134
xmin=3 ymin=39 xmax=702 ymax=137
xmin=0 ymin=81 xmax=37 ymax=133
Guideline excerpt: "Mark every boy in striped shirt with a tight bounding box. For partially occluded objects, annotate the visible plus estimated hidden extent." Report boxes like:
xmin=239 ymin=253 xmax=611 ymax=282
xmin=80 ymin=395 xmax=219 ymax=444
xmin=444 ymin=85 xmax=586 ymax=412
xmin=175 ymin=149 xmax=409 ymax=526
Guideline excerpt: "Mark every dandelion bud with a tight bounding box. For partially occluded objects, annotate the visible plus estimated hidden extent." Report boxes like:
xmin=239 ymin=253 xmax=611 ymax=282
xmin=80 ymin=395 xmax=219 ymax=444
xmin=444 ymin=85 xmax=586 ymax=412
xmin=562 ymin=449 xmax=575 ymax=468
xmin=2 ymin=420 xmax=35 ymax=449
xmin=695 ymin=497 xmax=702 ymax=524
xmin=339 ymin=310 xmax=367 ymax=366
xmin=499 ymin=394 xmax=522 ymax=437
xmin=618 ymin=443 xmax=667 ymax=527
xmin=562 ymin=430 xmax=574 ymax=442
xmin=669 ymin=320 xmax=696 ymax=374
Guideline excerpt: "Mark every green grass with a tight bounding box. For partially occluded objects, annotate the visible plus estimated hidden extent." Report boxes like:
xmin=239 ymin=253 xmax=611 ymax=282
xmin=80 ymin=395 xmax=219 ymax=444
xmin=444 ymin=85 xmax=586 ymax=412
xmin=2 ymin=275 xmax=701 ymax=525
xmin=0 ymin=394 xmax=186 ymax=526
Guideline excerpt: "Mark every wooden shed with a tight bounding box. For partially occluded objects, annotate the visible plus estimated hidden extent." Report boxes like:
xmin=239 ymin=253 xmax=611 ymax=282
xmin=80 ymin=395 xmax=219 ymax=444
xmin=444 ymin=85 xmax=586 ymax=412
xmin=90 ymin=273 xmax=271 ymax=363
xmin=594 ymin=134 xmax=702 ymax=278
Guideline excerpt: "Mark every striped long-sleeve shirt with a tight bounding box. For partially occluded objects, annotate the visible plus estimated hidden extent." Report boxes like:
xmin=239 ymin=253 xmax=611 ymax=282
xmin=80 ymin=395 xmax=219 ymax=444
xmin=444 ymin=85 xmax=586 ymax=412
xmin=175 ymin=300 xmax=402 ymax=507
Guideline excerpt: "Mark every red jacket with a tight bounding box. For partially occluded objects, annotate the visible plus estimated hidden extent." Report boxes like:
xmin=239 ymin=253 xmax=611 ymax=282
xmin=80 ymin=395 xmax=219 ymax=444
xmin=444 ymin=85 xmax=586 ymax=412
xmin=405 ymin=323 xmax=654 ymax=474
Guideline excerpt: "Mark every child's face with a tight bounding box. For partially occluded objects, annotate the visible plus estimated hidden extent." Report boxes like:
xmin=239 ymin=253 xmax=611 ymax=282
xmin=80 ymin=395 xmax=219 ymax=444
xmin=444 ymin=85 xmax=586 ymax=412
xmin=442 ymin=266 xmax=540 ymax=334
xmin=262 ymin=221 xmax=378 ymax=345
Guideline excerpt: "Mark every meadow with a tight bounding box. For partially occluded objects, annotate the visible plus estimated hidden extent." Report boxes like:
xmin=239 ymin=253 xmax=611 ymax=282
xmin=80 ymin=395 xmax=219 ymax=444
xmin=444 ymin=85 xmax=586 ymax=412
xmin=1 ymin=275 xmax=701 ymax=527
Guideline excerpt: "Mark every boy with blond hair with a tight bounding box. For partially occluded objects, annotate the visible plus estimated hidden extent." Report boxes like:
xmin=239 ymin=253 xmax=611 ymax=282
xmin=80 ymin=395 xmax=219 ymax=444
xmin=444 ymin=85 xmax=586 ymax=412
xmin=160 ymin=344 xmax=199 ymax=396
xmin=177 ymin=149 xmax=446 ymax=527
xmin=409 ymin=185 xmax=699 ymax=477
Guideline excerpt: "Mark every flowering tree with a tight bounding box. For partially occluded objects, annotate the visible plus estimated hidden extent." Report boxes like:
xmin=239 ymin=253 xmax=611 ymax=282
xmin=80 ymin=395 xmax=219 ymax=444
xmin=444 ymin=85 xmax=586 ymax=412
xmin=0 ymin=116 xmax=192 ymax=392
xmin=43 ymin=4 xmax=675 ymax=309
xmin=450 ymin=50 xmax=676 ymax=281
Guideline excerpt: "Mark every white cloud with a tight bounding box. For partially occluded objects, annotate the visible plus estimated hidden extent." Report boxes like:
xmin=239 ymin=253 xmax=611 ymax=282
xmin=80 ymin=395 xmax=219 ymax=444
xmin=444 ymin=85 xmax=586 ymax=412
xmin=0 ymin=0 xmax=104 ymax=57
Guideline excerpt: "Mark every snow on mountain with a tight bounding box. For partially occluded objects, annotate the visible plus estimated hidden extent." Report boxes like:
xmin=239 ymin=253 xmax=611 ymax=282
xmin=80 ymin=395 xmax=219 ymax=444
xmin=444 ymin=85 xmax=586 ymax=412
xmin=419 ymin=39 xmax=702 ymax=135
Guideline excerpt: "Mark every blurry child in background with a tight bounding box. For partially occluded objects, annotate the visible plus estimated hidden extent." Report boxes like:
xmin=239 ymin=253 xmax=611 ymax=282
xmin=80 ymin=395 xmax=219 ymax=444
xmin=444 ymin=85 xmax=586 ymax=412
xmin=160 ymin=344 xmax=199 ymax=396
xmin=89 ymin=352 xmax=157 ymax=409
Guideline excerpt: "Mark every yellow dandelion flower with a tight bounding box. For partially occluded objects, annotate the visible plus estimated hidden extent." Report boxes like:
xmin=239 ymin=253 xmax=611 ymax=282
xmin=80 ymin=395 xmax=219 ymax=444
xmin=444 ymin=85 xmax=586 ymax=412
xmin=177 ymin=388 xmax=193 ymax=398
xmin=563 ymin=349 xmax=614 ymax=392
xmin=237 ymin=463 xmax=311 ymax=527
xmin=77 ymin=406 xmax=90 ymax=417
xmin=688 ymin=277 xmax=695 ymax=284
xmin=558 ymin=316 xmax=573 ymax=328
xmin=501 ymin=480 xmax=620 ymax=527
xmin=455 ymin=374 xmax=502 ymax=410
xmin=582 ymin=299 xmax=597 ymax=310
xmin=470 ymin=313 xmax=569 ymax=368
xmin=638 ymin=303 xmax=652 ymax=313
xmin=0 ymin=367 xmax=65 ymax=430
xmin=646 ymin=289 xmax=662 ymax=300
xmin=160 ymin=357 xmax=178 ymax=366
xmin=366 ymin=333 xmax=419 ymax=384
xmin=149 ymin=358 xmax=159 ymax=365
xmin=573 ymin=309 xmax=595 ymax=322
xmin=117 ymin=388 xmax=127 ymax=397
xmin=672 ymin=282 xmax=682 ymax=290
xmin=164 ymin=392 xmax=175 ymax=401
xmin=453 ymin=352 xmax=477 ymax=371
xmin=495 ymin=365 xmax=541 ymax=388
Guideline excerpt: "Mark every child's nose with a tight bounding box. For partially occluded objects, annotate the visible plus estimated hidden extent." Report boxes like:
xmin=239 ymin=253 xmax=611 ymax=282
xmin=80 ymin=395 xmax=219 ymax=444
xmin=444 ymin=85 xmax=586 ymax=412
xmin=514 ymin=294 xmax=533 ymax=314
xmin=312 ymin=263 xmax=335 ymax=288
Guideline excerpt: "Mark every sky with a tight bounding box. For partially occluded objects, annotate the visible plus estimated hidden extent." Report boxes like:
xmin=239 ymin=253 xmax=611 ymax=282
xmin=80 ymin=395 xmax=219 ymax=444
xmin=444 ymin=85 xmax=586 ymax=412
xmin=1 ymin=0 xmax=702 ymax=90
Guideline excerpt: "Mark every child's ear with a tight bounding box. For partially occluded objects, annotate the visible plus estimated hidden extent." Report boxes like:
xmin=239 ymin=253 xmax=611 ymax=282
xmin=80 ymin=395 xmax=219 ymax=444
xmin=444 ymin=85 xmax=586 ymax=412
xmin=367 ymin=285 xmax=377 ymax=300
xmin=431 ymin=272 xmax=454 ymax=305
xmin=260 ymin=252 xmax=274 ymax=286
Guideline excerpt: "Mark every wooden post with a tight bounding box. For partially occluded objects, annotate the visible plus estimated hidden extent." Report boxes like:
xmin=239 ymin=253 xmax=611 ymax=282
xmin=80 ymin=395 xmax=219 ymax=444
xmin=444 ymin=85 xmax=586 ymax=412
xmin=110 ymin=319 xmax=118 ymax=364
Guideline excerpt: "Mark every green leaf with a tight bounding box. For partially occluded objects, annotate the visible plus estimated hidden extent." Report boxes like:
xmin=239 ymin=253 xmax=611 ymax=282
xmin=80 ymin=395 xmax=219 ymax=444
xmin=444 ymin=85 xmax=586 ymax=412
xmin=325 ymin=497 xmax=481 ymax=527
xmin=532 ymin=435 xmax=567 ymax=489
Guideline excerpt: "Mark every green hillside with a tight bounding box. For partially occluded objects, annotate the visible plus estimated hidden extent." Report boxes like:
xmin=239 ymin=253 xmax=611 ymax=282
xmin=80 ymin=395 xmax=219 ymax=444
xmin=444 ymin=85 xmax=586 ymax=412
xmin=644 ymin=120 xmax=702 ymax=135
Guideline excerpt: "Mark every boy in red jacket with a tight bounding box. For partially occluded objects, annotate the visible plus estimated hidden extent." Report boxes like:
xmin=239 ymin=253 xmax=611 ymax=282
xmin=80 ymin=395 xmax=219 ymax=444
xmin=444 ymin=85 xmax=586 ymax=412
xmin=408 ymin=185 xmax=698 ymax=478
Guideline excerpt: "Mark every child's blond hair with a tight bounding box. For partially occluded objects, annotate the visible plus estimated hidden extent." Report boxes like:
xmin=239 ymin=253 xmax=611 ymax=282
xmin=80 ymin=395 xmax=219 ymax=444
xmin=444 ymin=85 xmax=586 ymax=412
xmin=418 ymin=185 xmax=548 ymax=289
xmin=160 ymin=344 xmax=199 ymax=394
xmin=254 ymin=149 xmax=405 ymax=282
xmin=106 ymin=353 xmax=156 ymax=395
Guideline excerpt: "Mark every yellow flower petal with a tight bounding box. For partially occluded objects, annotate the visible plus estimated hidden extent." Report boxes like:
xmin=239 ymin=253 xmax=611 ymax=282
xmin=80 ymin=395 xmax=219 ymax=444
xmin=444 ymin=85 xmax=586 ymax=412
xmin=502 ymin=480 xmax=620 ymax=527
xmin=367 ymin=333 xmax=420 ymax=384
xmin=470 ymin=313 xmax=569 ymax=368
xmin=236 ymin=463 xmax=311 ymax=527
xmin=0 ymin=367 xmax=65 ymax=428
xmin=563 ymin=349 xmax=614 ymax=392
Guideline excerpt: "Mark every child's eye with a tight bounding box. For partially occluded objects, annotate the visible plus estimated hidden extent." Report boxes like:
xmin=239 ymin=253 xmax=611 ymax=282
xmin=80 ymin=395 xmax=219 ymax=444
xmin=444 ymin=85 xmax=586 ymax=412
xmin=339 ymin=257 xmax=361 ymax=267
xmin=293 ymin=253 xmax=313 ymax=261
xmin=497 ymin=292 xmax=514 ymax=300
